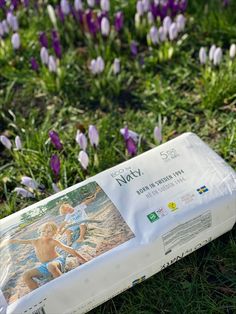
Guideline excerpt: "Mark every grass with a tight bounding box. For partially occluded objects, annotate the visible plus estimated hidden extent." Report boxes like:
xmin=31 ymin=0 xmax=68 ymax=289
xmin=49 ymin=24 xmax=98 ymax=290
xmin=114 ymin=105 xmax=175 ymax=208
xmin=0 ymin=0 xmax=236 ymax=313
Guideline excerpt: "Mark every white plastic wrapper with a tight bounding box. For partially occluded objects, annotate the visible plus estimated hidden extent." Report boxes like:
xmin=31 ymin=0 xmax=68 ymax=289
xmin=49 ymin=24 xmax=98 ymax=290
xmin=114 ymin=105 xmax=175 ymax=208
xmin=0 ymin=132 xmax=236 ymax=314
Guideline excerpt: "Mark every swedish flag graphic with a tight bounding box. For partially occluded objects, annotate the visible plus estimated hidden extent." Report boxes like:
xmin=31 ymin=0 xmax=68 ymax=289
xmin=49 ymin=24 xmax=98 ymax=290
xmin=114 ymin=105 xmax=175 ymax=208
xmin=197 ymin=186 xmax=209 ymax=194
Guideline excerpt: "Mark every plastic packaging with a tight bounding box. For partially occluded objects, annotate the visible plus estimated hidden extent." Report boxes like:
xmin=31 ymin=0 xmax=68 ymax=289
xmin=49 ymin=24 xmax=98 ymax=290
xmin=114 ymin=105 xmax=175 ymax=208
xmin=0 ymin=132 xmax=236 ymax=314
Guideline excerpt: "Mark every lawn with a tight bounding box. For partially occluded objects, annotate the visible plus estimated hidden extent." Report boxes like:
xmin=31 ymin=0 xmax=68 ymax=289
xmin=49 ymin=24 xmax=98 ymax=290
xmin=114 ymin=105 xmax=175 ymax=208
xmin=0 ymin=0 xmax=236 ymax=313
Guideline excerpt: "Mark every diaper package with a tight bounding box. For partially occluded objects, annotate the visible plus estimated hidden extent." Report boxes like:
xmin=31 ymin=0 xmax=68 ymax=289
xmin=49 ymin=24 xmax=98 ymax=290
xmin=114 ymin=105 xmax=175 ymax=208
xmin=0 ymin=132 xmax=236 ymax=314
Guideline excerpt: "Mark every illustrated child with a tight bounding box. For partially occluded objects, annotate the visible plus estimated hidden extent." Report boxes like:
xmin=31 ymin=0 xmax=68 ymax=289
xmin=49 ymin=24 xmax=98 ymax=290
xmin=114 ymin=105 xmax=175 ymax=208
xmin=58 ymin=194 xmax=97 ymax=245
xmin=58 ymin=202 xmax=88 ymax=245
xmin=6 ymin=221 xmax=87 ymax=291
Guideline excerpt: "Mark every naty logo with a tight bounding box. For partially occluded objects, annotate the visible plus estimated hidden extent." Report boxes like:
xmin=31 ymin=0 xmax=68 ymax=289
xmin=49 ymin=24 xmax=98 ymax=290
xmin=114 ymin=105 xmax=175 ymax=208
xmin=111 ymin=167 xmax=144 ymax=186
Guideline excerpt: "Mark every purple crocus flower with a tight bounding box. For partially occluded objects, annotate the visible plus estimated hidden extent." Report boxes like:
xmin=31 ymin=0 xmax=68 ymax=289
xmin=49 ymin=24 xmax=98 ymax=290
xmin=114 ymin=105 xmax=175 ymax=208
xmin=56 ymin=5 xmax=65 ymax=23
xmin=52 ymin=39 xmax=62 ymax=59
xmin=86 ymin=10 xmax=98 ymax=35
xmin=149 ymin=26 xmax=159 ymax=45
xmin=40 ymin=47 xmax=49 ymax=64
xmin=113 ymin=58 xmax=120 ymax=74
xmin=49 ymin=130 xmax=63 ymax=150
xmin=51 ymin=30 xmax=62 ymax=58
xmin=30 ymin=57 xmax=39 ymax=71
xmin=199 ymin=47 xmax=207 ymax=65
xmin=48 ymin=55 xmax=57 ymax=72
xmin=130 ymin=41 xmax=138 ymax=57
xmin=71 ymin=5 xmax=80 ymax=22
xmin=60 ymin=0 xmax=70 ymax=15
xmin=121 ymin=126 xmax=138 ymax=157
xmin=2 ymin=20 xmax=9 ymax=34
xmin=88 ymin=125 xmax=99 ymax=147
xmin=0 ymin=135 xmax=12 ymax=150
xmin=14 ymin=187 xmax=34 ymax=198
xmin=101 ymin=16 xmax=110 ymax=36
xmin=0 ymin=23 xmax=4 ymax=37
xmin=74 ymin=0 xmax=83 ymax=11
xmin=11 ymin=33 xmax=20 ymax=49
xmin=101 ymin=0 xmax=110 ymax=12
xmin=11 ymin=0 xmax=19 ymax=10
xmin=126 ymin=137 xmax=137 ymax=156
xmin=150 ymin=2 xmax=158 ymax=19
xmin=76 ymin=131 xmax=88 ymax=151
xmin=120 ymin=127 xmax=139 ymax=143
xmin=169 ymin=22 xmax=178 ymax=40
xmin=179 ymin=0 xmax=188 ymax=12
xmin=0 ymin=0 xmax=6 ymax=9
xmin=23 ymin=0 xmax=29 ymax=8
xmin=78 ymin=150 xmax=89 ymax=169
xmin=39 ymin=32 xmax=48 ymax=48
xmin=15 ymin=135 xmax=22 ymax=150
xmin=114 ymin=11 xmax=124 ymax=32
xmin=154 ymin=126 xmax=162 ymax=143
xmin=50 ymin=154 xmax=60 ymax=177
xmin=21 ymin=176 xmax=39 ymax=190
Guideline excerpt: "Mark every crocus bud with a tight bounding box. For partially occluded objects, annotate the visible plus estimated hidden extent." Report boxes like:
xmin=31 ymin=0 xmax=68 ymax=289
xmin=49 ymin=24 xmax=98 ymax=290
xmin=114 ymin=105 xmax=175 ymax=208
xmin=163 ymin=16 xmax=172 ymax=34
xmin=147 ymin=12 xmax=154 ymax=25
xmin=74 ymin=0 xmax=83 ymax=11
xmin=0 ymin=0 xmax=6 ymax=8
xmin=49 ymin=130 xmax=63 ymax=150
xmin=0 ymin=23 xmax=4 ymax=37
xmin=199 ymin=47 xmax=207 ymax=64
xmin=96 ymin=56 xmax=105 ymax=73
xmin=0 ymin=135 xmax=12 ymax=150
xmin=126 ymin=137 xmax=137 ymax=156
xmin=52 ymin=183 xmax=61 ymax=193
xmin=15 ymin=135 xmax=22 ymax=150
xmin=101 ymin=17 xmax=110 ymax=36
xmin=14 ymin=187 xmax=34 ymax=198
xmin=176 ymin=14 xmax=186 ymax=32
xmin=48 ymin=55 xmax=57 ymax=73
xmin=169 ymin=22 xmax=178 ymax=41
xmin=2 ymin=20 xmax=9 ymax=34
xmin=90 ymin=59 xmax=97 ymax=74
xmin=40 ymin=47 xmax=49 ymax=64
xmin=39 ymin=32 xmax=48 ymax=48
xmin=30 ymin=57 xmax=39 ymax=71
xmin=154 ymin=126 xmax=162 ymax=143
xmin=213 ymin=47 xmax=222 ymax=66
xmin=229 ymin=44 xmax=236 ymax=59
xmin=6 ymin=12 xmax=15 ymax=29
xmin=47 ymin=5 xmax=57 ymax=27
xmin=130 ymin=41 xmax=138 ymax=56
xmin=12 ymin=16 xmax=18 ymax=31
xmin=11 ymin=33 xmax=20 ymax=49
xmin=114 ymin=11 xmax=124 ymax=32
xmin=101 ymin=0 xmax=110 ymax=11
xmin=61 ymin=0 xmax=70 ymax=15
xmin=21 ymin=176 xmax=39 ymax=190
xmin=120 ymin=127 xmax=139 ymax=143
xmin=209 ymin=45 xmax=216 ymax=61
xmin=50 ymin=154 xmax=60 ymax=177
xmin=76 ymin=131 xmax=88 ymax=151
xmin=87 ymin=0 xmax=95 ymax=7
xmin=121 ymin=127 xmax=138 ymax=156
xmin=158 ymin=26 xmax=166 ymax=42
xmin=149 ymin=26 xmax=159 ymax=45
xmin=52 ymin=39 xmax=62 ymax=59
xmin=78 ymin=150 xmax=89 ymax=169
xmin=142 ymin=0 xmax=150 ymax=12
xmin=88 ymin=125 xmax=99 ymax=147
xmin=113 ymin=58 xmax=120 ymax=74
xmin=135 ymin=13 xmax=141 ymax=28
xmin=136 ymin=0 xmax=144 ymax=16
